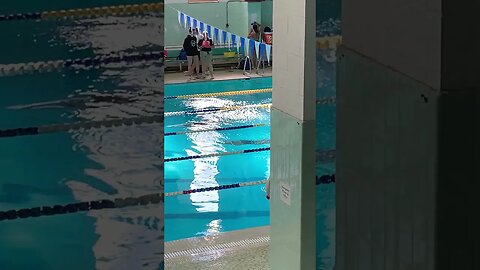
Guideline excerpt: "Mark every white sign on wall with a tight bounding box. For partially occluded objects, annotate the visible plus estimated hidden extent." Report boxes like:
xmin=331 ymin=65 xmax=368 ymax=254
xmin=279 ymin=181 xmax=291 ymax=206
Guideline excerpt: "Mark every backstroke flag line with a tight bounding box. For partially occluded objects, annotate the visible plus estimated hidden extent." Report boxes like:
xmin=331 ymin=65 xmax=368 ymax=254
xmin=176 ymin=10 xmax=272 ymax=60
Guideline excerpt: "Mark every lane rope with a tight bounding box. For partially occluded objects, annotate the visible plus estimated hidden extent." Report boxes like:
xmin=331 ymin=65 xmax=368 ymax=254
xmin=0 ymin=96 xmax=336 ymax=139
xmin=0 ymin=115 xmax=163 ymax=139
xmin=0 ymin=3 xmax=164 ymax=22
xmin=165 ymin=88 xmax=272 ymax=100
xmin=165 ymin=89 xmax=335 ymax=107
xmin=316 ymin=36 xmax=342 ymax=49
xmin=0 ymin=174 xmax=335 ymax=222
xmin=165 ymin=103 xmax=271 ymax=117
xmin=0 ymin=97 xmax=335 ymax=139
xmin=0 ymin=118 xmax=265 ymax=139
xmin=165 ymin=180 xmax=266 ymax=196
xmin=165 ymin=123 xmax=267 ymax=136
xmin=165 ymin=148 xmax=336 ymax=163
xmin=170 ymin=174 xmax=335 ymax=196
xmin=0 ymin=51 xmax=164 ymax=77
xmin=0 ymin=192 xmax=163 ymax=222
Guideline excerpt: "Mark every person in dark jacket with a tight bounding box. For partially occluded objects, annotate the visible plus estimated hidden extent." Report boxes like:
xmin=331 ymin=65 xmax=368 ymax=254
xmin=183 ymin=28 xmax=200 ymax=79
xmin=198 ymin=31 xmax=214 ymax=79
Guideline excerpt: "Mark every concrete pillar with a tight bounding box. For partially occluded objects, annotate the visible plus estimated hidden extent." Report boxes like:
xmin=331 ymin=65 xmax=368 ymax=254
xmin=270 ymin=0 xmax=316 ymax=269
xmin=336 ymin=0 xmax=480 ymax=269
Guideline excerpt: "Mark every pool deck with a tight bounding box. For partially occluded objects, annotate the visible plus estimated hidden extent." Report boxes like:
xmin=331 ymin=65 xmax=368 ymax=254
xmin=164 ymin=67 xmax=272 ymax=84
xmin=165 ymin=226 xmax=270 ymax=270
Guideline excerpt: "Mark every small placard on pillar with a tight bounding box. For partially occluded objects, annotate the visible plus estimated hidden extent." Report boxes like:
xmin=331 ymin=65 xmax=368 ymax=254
xmin=279 ymin=181 xmax=291 ymax=206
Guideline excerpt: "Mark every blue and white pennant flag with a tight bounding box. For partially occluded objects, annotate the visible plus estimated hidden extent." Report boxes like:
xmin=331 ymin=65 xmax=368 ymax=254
xmin=207 ymin=25 xmax=212 ymax=38
xmin=177 ymin=11 xmax=272 ymax=60
xmin=265 ymin=44 xmax=271 ymax=63
xmin=186 ymin=16 xmax=191 ymax=29
xmin=255 ymin=41 xmax=260 ymax=59
xmin=214 ymin=28 xmax=220 ymax=43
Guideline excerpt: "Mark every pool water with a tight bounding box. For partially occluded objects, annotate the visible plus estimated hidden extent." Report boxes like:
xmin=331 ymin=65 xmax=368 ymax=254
xmin=0 ymin=2 xmax=164 ymax=270
xmin=315 ymin=47 xmax=337 ymax=269
xmin=164 ymin=77 xmax=272 ymax=241
xmin=165 ymin=47 xmax=337 ymax=269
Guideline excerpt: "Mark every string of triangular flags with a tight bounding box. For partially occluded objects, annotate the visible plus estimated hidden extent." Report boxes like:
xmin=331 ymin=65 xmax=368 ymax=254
xmin=177 ymin=10 xmax=272 ymax=64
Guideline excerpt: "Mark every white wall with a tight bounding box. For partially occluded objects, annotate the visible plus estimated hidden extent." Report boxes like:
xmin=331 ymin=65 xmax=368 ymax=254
xmin=272 ymin=0 xmax=316 ymax=121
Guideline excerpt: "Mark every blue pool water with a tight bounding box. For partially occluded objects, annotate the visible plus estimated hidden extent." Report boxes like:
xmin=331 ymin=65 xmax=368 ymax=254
xmin=164 ymin=77 xmax=272 ymax=241
xmin=164 ymin=71 xmax=336 ymax=269
xmin=315 ymin=0 xmax=340 ymax=264
xmin=0 ymin=3 xmax=164 ymax=270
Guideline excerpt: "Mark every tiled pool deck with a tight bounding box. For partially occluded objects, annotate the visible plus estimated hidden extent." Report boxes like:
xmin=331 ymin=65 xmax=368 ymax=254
xmin=165 ymin=226 xmax=270 ymax=270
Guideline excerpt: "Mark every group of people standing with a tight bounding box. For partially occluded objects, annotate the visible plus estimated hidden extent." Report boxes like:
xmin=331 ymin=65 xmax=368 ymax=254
xmin=182 ymin=27 xmax=214 ymax=80
xmin=182 ymin=22 xmax=267 ymax=80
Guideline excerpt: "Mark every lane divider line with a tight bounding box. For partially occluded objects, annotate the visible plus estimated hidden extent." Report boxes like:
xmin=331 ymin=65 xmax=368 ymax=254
xmin=0 ymin=115 xmax=163 ymax=139
xmin=0 ymin=98 xmax=335 ymax=139
xmin=0 ymin=3 xmax=164 ymax=22
xmin=165 ymin=123 xmax=267 ymax=136
xmin=0 ymin=174 xmax=335 ymax=222
xmin=165 ymin=88 xmax=272 ymax=100
xmin=165 ymin=148 xmax=336 ymax=163
xmin=165 ymin=103 xmax=271 ymax=117
xmin=0 ymin=51 xmax=164 ymax=77
xmin=0 ymin=192 xmax=163 ymax=222
xmin=316 ymin=35 xmax=342 ymax=49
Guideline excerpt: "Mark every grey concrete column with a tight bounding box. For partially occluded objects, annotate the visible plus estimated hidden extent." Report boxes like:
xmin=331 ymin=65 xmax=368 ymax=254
xmin=336 ymin=0 xmax=480 ymax=269
xmin=270 ymin=0 xmax=316 ymax=269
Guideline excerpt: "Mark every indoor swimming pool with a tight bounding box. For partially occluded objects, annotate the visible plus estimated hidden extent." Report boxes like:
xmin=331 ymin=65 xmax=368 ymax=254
xmin=0 ymin=2 xmax=164 ymax=270
xmin=164 ymin=64 xmax=336 ymax=268
xmin=164 ymin=77 xmax=272 ymax=241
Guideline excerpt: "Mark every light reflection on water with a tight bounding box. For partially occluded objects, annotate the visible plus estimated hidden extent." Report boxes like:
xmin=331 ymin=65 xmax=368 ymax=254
xmin=4 ymin=14 xmax=165 ymax=270
xmin=66 ymin=16 xmax=164 ymax=269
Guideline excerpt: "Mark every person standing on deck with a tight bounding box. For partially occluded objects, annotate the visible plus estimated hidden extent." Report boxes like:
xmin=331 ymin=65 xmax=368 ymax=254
xmin=248 ymin=21 xmax=262 ymax=41
xmin=198 ymin=31 xmax=214 ymax=80
xmin=194 ymin=28 xmax=202 ymax=73
xmin=248 ymin=22 xmax=262 ymax=73
xmin=183 ymin=28 xmax=200 ymax=79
